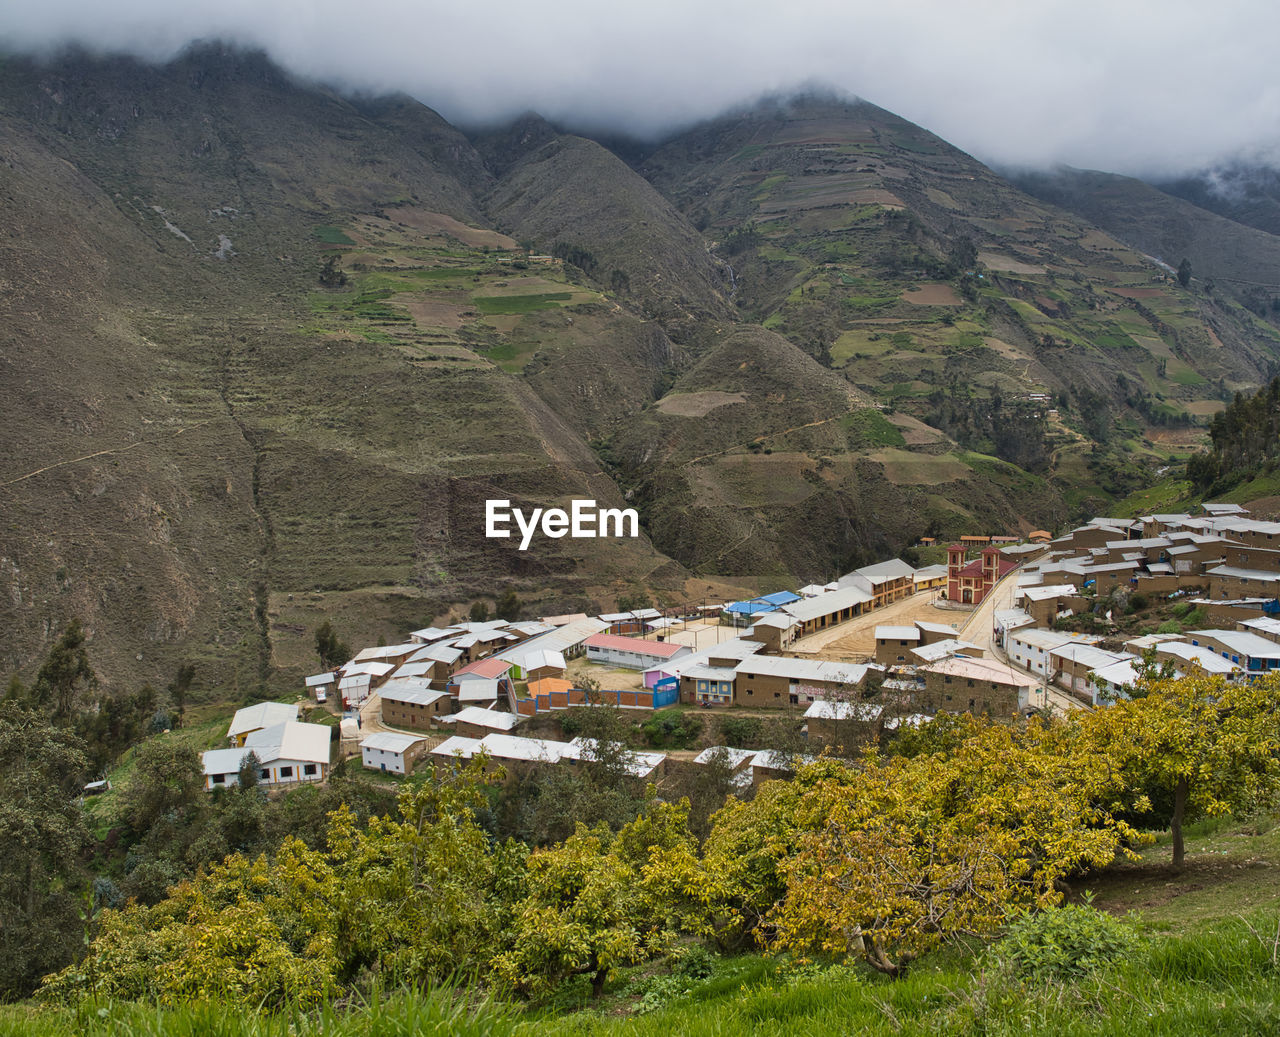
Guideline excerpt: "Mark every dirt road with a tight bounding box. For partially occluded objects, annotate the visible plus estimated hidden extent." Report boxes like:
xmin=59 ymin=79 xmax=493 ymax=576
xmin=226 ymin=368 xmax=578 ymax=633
xmin=795 ymin=589 xmax=973 ymax=661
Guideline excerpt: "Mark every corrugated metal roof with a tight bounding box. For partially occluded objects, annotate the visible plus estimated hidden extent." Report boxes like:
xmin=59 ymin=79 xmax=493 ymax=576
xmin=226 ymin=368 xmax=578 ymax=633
xmin=584 ymin=633 xmax=687 ymax=658
xmin=227 ymin=701 xmax=297 ymax=738
xmin=360 ymin=732 xmax=424 ymax=754
xmin=453 ymin=706 xmax=520 ymax=730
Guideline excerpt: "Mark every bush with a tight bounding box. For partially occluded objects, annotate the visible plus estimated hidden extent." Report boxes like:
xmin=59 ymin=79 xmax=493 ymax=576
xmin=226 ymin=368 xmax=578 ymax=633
xmin=1156 ymin=619 xmax=1183 ymax=635
xmin=994 ymin=903 xmax=1137 ymax=982
xmin=718 ymin=717 xmax=763 ymax=748
xmin=641 ymin=711 xmax=703 ymax=749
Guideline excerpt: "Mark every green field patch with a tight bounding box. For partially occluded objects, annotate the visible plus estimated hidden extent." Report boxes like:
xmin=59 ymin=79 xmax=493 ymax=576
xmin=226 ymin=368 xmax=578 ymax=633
xmin=1115 ymin=477 xmax=1197 ymax=517
xmin=313 ymin=225 xmax=355 ymax=245
xmin=830 ymin=331 xmax=895 ymax=365
xmin=408 ymin=266 xmax=486 ymax=281
xmin=1006 ymin=298 xmax=1050 ymax=323
xmin=841 ymin=408 xmax=906 ymax=448
xmin=1170 ymin=366 xmax=1208 ymax=386
xmin=751 ymin=173 xmax=788 ymax=200
xmin=472 ymin=292 xmax=572 ymax=315
xmin=1219 ymin=468 xmax=1280 ymax=503
xmin=1095 ymin=329 xmax=1142 ymax=350
xmin=483 ymin=340 xmax=539 ymax=373
xmin=889 ymin=132 xmax=942 ymax=154
xmin=844 ymin=294 xmax=899 ymax=314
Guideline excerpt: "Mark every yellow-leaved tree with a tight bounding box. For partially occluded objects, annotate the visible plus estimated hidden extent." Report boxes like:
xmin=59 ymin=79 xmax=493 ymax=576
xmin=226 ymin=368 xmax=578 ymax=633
xmin=39 ymin=838 xmax=339 ymax=1009
xmin=766 ymin=718 xmax=1145 ymax=975
xmin=1078 ymin=672 xmax=1280 ymax=869
xmin=492 ymin=799 xmax=698 ymax=998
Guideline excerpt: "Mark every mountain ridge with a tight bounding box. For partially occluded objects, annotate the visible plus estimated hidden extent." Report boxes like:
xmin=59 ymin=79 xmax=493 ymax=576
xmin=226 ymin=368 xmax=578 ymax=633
xmin=2 ymin=43 xmax=1278 ymax=695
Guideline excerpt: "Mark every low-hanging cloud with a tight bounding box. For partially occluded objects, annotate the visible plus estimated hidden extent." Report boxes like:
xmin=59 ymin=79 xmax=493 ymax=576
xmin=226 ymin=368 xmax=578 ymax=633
xmin=4 ymin=0 xmax=1278 ymax=176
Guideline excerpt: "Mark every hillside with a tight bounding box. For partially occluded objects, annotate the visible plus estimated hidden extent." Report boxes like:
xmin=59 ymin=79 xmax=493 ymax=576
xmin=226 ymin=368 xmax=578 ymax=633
xmin=0 ymin=48 xmax=690 ymax=692
xmin=4 ymin=54 xmax=1280 ymax=693
xmin=1157 ymin=161 xmax=1280 ymax=239
xmin=1012 ymin=165 xmax=1280 ymax=326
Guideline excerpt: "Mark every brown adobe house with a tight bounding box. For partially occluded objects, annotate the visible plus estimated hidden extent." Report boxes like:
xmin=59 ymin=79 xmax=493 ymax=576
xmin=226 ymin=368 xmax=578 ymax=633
xmin=946 ymin=544 xmax=1018 ymax=605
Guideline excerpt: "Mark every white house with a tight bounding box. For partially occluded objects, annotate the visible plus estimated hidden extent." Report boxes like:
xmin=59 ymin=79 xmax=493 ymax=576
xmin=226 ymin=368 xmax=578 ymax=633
xmin=203 ymin=720 xmax=331 ymax=791
xmin=360 ymin=731 xmax=427 ymax=775
xmin=227 ymin=701 xmax=298 ymax=746
xmin=583 ymin=633 xmax=691 ymax=671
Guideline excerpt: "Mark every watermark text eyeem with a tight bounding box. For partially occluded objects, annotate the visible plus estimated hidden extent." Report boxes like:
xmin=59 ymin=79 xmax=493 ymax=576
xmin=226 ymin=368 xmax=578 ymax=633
xmin=485 ymin=499 xmax=639 ymax=551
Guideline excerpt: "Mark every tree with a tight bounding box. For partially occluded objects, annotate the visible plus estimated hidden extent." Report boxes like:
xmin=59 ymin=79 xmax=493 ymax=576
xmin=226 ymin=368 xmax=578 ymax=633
xmin=767 ymin=722 xmax=1141 ymax=975
xmin=32 ymin=619 xmax=95 ymax=718
xmin=119 ymin=738 xmax=204 ymax=835
xmin=0 ymin=703 xmax=90 ymax=998
xmin=469 ymin=601 xmax=490 ymax=623
xmin=75 ymin=683 xmax=157 ymax=774
xmin=167 ymin=663 xmax=196 ymax=727
xmin=41 ymin=839 xmax=341 ymax=1009
xmin=493 ymin=803 xmax=695 ymax=997
xmin=616 ymin=590 xmax=652 ymax=613
xmin=1177 ymin=257 xmax=1192 ymax=288
xmin=1080 ymin=673 xmax=1280 ymax=869
xmin=238 ymin=750 xmax=262 ymax=791
xmin=319 ymin=255 xmax=347 ymax=288
xmin=495 ymin=589 xmax=521 ymax=622
xmin=314 ymin=620 xmax=349 ymax=670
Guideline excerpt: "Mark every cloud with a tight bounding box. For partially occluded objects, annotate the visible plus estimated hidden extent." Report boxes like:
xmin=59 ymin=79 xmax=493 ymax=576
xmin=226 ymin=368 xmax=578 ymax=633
xmin=3 ymin=0 xmax=1277 ymax=174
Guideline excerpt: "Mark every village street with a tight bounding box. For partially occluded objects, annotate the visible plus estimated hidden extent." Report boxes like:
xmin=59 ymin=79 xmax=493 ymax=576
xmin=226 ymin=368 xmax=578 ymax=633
xmin=796 ymin=588 xmax=966 ymax=659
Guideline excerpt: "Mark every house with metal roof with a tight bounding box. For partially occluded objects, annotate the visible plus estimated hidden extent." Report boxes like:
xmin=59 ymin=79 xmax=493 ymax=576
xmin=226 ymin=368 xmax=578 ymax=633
xmin=226 ymin=701 xmax=298 ymax=746
xmin=584 ymin=632 xmax=690 ymax=671
xmin=804 ymin=700 xmax=884 ymax=746
xmin=203 ymin=720 xmax=331 ymax=791
xmin=1185 ymin=629 xmax=1280 ymax=673
xmin=838 ymin=558 xmax=917 ymax=608
xmin=378 ymin=680 xmax=452 ymax=730
xmin=918 ymin=657 xmax=1038 ymax=717
xmin=452 ymin=705 xmax=522 ymax=738
xmin=779 ymin=585 xmax=873 ymax=636
xmin=874 ymin=625 xmax=921 ymax=665
xmin=360 ymin=732 xmax=428 ymax=775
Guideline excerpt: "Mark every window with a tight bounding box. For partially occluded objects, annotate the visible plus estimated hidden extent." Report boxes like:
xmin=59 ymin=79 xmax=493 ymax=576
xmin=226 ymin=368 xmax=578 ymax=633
xmin=212 ymin=774 xmax=225 ymax=784
xmin=304 ymin=764 xmax=317 ymax=776
xmin=260 ymin=769 xmax=269 ymax=780
xmin=279 ymin=766 xmax=293 ymax=779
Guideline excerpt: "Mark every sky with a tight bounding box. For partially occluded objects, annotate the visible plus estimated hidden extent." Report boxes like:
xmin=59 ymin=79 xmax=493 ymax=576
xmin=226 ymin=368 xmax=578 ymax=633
xmin=4 ymin=0 xmax=1278 ymax=176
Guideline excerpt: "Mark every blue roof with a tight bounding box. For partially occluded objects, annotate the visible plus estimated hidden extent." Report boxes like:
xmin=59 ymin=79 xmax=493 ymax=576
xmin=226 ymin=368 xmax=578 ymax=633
xmin=725 ymin=600 xmax=776 ymax=615
xmin=756 ymin=590 xmax=802 ymax=606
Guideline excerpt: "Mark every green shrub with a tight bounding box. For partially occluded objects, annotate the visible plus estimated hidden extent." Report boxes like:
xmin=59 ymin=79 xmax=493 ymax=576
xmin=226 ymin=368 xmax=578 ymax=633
xmin=994 ymin=903 xmax=1137 ymax=982
xmin=641 ymin=711 xmax=704 ymax=749
xmin=718 ymin=716 xmax=763 ymax=748
xmin=1156 ymin=619 xmax=1183 ymax=635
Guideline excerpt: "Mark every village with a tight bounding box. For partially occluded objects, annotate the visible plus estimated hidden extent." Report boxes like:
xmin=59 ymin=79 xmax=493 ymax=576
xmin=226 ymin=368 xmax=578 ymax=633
xmin=200 ymin=502 xmax=1280 ymax=796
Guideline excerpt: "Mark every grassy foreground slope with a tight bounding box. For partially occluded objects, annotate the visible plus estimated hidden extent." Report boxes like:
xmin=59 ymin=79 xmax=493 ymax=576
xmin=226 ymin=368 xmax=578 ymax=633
xmin=6 ymin=814 xmax=1280 ymax=1035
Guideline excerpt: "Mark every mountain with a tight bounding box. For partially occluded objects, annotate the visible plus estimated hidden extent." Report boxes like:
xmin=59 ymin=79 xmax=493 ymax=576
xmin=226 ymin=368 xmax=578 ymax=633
xmin=1156 ymin=162 xmax=1280 ymax=239
xmin=0 ymin=47 xmax=691 ymax=693
xmin=1010 ymin=165 xmax=1280 ymax=330
xmin=3 ymin=52 xmax=1280 ymax=697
